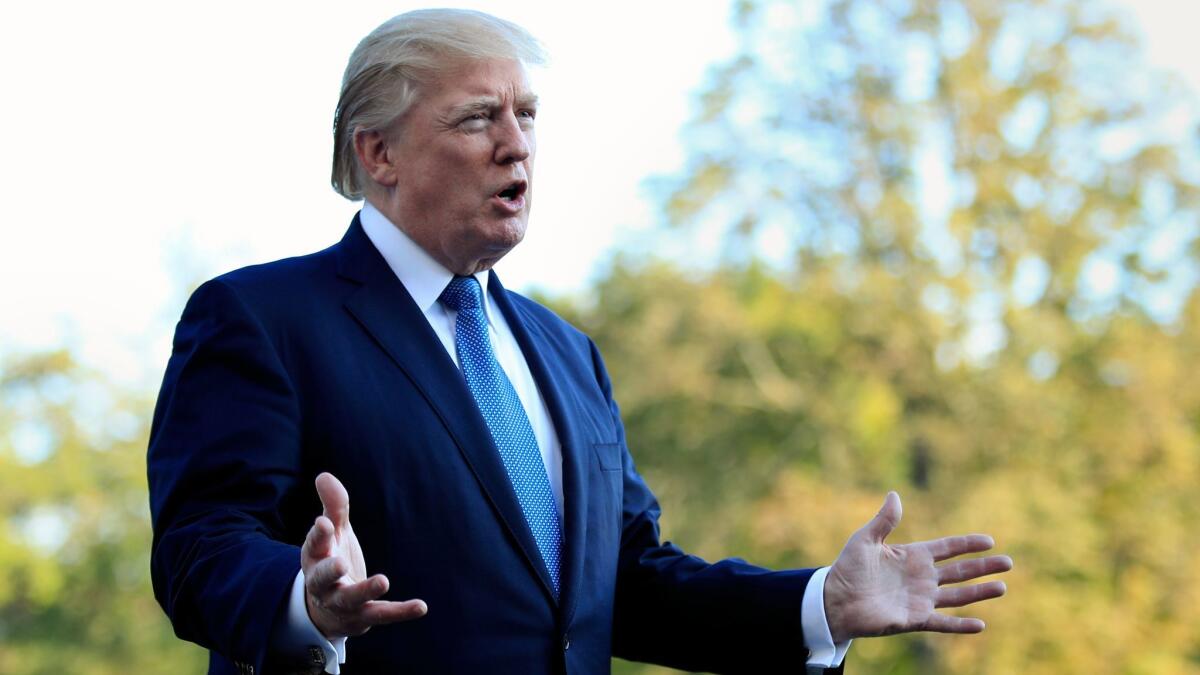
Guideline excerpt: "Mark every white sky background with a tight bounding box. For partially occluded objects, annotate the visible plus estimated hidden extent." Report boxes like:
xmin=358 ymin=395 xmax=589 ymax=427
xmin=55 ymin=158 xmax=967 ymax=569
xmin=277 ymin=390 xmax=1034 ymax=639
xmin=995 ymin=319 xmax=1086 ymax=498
xmin=0 ymin=0 xmax=1194 ymax=387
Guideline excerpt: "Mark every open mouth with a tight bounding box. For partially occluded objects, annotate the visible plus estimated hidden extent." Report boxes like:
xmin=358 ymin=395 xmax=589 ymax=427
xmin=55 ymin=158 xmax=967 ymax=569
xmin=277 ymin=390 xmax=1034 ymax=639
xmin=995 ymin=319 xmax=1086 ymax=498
xmin=495 ymin=180 xmax=527 ymax=202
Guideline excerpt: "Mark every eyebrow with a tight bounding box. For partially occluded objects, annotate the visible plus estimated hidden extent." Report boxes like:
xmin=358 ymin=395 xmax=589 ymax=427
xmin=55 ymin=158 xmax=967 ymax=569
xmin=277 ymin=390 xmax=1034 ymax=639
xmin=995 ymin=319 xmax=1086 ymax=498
xmin=448 ymin=94 xmax=540 ymax=118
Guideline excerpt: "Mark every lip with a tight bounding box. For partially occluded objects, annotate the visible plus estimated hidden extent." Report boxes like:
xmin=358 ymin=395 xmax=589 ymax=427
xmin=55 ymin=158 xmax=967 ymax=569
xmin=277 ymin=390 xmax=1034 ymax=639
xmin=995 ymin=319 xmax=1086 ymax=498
xmin=491 ymin=193 xmax=525 ymax=214
xmin=490 ymin=179 xmax=528 ymax=215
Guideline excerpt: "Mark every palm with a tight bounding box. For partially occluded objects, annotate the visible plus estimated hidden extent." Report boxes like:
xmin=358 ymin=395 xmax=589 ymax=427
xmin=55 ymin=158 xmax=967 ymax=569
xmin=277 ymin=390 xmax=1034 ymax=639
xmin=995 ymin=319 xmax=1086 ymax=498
xmin=824 ymin=492 xmax=1011 ymax=642
xmin=343 ymin=526 xmax=368 ymax=581
xmin=308 ymin=515 xmax=367 ymax=585
xmin=302 ymin=473 xmax=427 ymax=638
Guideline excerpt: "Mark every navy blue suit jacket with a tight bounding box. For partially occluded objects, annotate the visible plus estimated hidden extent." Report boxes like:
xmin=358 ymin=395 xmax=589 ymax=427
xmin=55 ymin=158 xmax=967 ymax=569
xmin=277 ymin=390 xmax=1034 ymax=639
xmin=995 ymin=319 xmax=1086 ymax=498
xmin=148 ymin=217 xmax=821 ymax=674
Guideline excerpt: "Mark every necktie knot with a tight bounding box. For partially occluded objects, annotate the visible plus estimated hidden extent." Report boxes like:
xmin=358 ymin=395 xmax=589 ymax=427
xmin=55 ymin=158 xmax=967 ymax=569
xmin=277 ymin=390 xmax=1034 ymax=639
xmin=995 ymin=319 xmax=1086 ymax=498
xmin=439 ymin=275 xmax=483 ymax=312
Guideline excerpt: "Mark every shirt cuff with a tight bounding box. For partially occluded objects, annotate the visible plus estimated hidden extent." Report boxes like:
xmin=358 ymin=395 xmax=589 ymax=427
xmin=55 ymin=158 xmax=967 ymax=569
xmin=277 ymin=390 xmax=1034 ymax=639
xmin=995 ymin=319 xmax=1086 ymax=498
xmin=279 ymin=568 xmax=347 ymax=674
xmin=801 ymin=566 xmax=852 ymax=668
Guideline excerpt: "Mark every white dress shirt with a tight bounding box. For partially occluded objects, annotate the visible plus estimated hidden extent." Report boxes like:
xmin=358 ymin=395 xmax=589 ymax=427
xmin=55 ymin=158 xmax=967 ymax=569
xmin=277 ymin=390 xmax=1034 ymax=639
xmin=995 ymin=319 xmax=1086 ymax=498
xmin=279 ymin=202 xmax=848 ymax=672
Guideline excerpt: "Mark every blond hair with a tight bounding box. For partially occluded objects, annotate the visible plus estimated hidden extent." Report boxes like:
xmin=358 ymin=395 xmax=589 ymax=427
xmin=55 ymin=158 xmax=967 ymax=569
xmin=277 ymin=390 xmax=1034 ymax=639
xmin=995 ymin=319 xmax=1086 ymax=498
xmin=331 ymin=9 xmax=547 ymax=200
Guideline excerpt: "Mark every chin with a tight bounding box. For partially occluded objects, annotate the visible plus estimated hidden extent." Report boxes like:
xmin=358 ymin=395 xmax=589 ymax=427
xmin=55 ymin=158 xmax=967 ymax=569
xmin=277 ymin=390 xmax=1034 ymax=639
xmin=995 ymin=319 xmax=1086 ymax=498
xmin=488 ymin=217 xmax=528 ymax=250
xmin=456 ymin=220 xmax=527 ymax=273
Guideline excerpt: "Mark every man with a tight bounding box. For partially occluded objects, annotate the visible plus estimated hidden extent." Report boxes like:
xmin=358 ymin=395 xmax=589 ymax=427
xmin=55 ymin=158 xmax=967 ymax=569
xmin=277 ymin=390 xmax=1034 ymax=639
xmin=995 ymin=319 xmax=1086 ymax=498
xmin=148 ymin=9 xmax=1011 ymax=675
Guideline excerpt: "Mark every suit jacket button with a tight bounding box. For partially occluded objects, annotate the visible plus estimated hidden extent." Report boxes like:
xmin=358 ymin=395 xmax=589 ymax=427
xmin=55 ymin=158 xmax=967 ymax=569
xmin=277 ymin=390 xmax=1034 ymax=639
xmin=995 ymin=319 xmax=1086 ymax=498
xmin=562 ymin=634 xmax=571 ymax=651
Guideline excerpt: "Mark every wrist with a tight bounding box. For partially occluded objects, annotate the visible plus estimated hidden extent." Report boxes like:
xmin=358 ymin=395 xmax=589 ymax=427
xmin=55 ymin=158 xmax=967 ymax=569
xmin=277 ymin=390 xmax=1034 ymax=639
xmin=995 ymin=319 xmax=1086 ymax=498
xmin=305 ymin=586 xmax=337 ymax=640
xmin=823 ymin=569 xmax=851 ymax=643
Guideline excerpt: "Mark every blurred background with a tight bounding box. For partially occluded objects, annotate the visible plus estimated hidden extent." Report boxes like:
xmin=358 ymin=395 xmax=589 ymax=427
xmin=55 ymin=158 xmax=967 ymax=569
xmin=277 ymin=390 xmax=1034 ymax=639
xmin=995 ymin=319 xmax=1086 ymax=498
xmin=2 ymin=0 xmax=1199 ymax=672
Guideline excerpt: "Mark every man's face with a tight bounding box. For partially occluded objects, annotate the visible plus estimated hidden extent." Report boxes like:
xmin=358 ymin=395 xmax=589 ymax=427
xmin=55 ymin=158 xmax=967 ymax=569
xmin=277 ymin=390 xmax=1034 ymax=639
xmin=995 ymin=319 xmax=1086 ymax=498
xmin=384 ymin=58 xmax=537 ymax=275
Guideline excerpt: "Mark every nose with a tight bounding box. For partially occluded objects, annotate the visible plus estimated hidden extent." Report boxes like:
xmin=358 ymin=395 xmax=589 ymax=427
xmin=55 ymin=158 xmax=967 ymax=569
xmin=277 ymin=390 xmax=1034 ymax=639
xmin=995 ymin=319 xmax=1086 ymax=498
xmin=493 ymin=112 xmax=532 ymax=165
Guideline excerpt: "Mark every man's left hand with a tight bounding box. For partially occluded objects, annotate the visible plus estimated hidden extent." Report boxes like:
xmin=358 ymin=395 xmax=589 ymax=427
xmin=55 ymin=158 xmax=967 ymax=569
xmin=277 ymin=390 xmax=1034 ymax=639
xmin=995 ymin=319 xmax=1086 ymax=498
xmin=823 ymin=491 xmax=1012 ymax=643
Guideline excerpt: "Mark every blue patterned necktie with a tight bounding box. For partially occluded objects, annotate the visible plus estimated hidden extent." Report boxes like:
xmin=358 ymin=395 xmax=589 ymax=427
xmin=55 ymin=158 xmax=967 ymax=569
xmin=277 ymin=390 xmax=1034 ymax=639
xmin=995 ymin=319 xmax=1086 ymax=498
xmin=438 ymin=275 xmax=562 ymax=595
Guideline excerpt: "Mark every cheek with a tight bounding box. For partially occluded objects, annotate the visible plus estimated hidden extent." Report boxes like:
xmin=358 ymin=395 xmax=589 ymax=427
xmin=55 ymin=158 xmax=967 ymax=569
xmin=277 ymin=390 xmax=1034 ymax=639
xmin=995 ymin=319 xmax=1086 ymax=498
xmin=415 ymin=166 xmax=479 ymax=216
xmin=441 ymin=155 xmax=491 ymax=202
xmin=399 ymin=159 xmax=447 ymax=207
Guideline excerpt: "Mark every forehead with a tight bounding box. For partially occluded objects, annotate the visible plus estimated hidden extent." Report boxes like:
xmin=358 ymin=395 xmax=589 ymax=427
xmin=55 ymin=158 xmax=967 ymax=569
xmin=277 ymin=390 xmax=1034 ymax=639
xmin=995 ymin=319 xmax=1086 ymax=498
xmin=424 ymin=58 xmax=537 ymax=107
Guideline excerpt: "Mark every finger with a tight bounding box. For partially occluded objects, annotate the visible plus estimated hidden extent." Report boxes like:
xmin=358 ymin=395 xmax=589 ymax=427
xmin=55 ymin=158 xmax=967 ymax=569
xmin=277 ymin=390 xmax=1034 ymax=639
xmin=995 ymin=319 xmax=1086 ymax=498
xmin=360 ymin=598 xmax=429 ymax=625
xmin=302 ymin=516 xmax=337 ymax=567
xmin=334 ymin=574 xmax=391 ymax=609
xmin=916 ymin=534 xmax=995 ymax=562
xmin=864 ymin=491 xmax=902 ymax=543
xmin=316 ymin=472 xmax=351 ymax=530
xmin=306 ymin=556 xmax=349 ymax=595
xmin=938 ymin=555 xmax=1013 ymax=585
xmin=922 ymin=613 xmax=986 ymax=634
xmin=936 ymin=580 xmax=1007 ymax=608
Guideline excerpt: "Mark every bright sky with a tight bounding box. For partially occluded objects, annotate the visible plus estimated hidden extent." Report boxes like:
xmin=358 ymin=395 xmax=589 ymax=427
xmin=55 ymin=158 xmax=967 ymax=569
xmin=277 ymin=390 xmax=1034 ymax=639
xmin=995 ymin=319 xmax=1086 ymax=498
xmin=0 ymin=0 xmax=1193 ymax=386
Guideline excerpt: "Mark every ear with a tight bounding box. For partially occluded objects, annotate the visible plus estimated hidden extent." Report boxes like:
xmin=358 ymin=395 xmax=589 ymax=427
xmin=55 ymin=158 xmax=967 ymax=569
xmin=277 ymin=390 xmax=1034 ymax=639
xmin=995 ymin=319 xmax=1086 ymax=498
xmin=352 ymin=127 xmax=399 ymax=189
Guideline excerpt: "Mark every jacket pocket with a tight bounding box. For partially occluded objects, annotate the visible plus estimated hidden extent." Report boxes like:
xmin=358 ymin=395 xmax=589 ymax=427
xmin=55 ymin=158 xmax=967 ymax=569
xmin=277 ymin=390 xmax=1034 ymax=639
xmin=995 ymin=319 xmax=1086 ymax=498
xmin=592 ymin=442 xmax=622 ymax=471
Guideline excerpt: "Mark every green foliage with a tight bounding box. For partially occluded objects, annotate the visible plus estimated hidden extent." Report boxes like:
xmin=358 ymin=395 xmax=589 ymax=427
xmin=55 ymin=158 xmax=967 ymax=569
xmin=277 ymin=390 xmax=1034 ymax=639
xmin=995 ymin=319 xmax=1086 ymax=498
xmin=580 ymin=260 xmax=1200 ymax=674
xmin=0 ymin=351 xmax=205 ymax=674
xmin=592 ymin=0 xmax=1200 ymax=672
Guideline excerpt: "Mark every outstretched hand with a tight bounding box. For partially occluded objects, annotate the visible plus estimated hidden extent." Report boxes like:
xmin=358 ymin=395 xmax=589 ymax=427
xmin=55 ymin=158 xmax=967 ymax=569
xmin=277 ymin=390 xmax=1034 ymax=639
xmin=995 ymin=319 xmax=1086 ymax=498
xmin=823 ymin=492 xmax=1011 ymax=643
xmin=302 ymin=472 xmax=427 ymax=639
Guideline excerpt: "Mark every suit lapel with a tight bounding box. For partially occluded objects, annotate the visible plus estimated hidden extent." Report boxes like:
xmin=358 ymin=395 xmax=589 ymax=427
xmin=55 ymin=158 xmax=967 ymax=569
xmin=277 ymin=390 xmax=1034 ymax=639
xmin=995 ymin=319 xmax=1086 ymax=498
xmin=334 ymin=218 xmax=558 ymax=604
xmin=488 ymin=272 xmax=589 ymax=627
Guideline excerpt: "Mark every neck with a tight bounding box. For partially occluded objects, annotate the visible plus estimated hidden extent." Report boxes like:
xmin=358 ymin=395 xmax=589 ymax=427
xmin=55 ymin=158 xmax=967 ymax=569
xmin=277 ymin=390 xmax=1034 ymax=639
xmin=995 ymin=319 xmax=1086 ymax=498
xmin=362 ymin=195 xmax=498 ymax=276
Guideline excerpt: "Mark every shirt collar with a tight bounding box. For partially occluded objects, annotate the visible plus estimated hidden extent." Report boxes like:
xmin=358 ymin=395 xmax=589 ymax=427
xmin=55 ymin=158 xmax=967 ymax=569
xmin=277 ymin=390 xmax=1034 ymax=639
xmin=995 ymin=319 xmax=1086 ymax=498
xmin=359 ymin=200 xmax=493 ymax=321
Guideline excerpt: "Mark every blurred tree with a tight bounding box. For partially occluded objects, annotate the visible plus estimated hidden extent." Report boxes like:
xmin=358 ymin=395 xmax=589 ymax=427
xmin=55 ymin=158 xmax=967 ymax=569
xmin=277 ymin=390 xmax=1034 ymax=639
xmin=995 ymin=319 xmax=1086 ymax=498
xmin=547 ymin=0 xmax=1200 ymax=672
xmin=0 ymin=350 xmax=205 ymax=674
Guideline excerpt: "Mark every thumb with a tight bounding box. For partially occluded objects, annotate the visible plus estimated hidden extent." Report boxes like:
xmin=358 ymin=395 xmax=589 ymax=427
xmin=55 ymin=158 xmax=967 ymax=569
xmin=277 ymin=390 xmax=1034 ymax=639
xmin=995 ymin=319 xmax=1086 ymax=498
xmin=864 ymin=491 xmax=902 ymax=543
xmin=315 ymin=472 xmax=350 ymax=530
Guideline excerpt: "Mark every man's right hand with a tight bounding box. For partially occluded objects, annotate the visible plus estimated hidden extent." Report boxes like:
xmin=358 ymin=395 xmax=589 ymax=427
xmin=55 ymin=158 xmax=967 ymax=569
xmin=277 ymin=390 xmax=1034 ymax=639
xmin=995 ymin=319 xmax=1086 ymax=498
xmin=302 ymin=472 xmax=428 ymax=638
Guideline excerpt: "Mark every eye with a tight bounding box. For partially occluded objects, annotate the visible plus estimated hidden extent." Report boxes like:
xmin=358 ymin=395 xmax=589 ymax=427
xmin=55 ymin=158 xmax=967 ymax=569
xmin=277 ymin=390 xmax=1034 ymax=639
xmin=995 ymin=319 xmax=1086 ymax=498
xmin=517 ymin=109 xmax=536 ymax=126
xmin=459 ymin=113 xmax=489 ymax=130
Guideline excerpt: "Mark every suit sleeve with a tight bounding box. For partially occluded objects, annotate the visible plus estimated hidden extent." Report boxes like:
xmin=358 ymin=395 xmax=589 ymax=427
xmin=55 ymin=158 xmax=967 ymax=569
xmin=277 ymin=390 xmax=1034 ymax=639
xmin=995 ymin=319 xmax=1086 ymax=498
xmin=592 ymin=339 xmax=823 ymax=673
xmin=148 ymin=278 xmax=307 ymax=674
